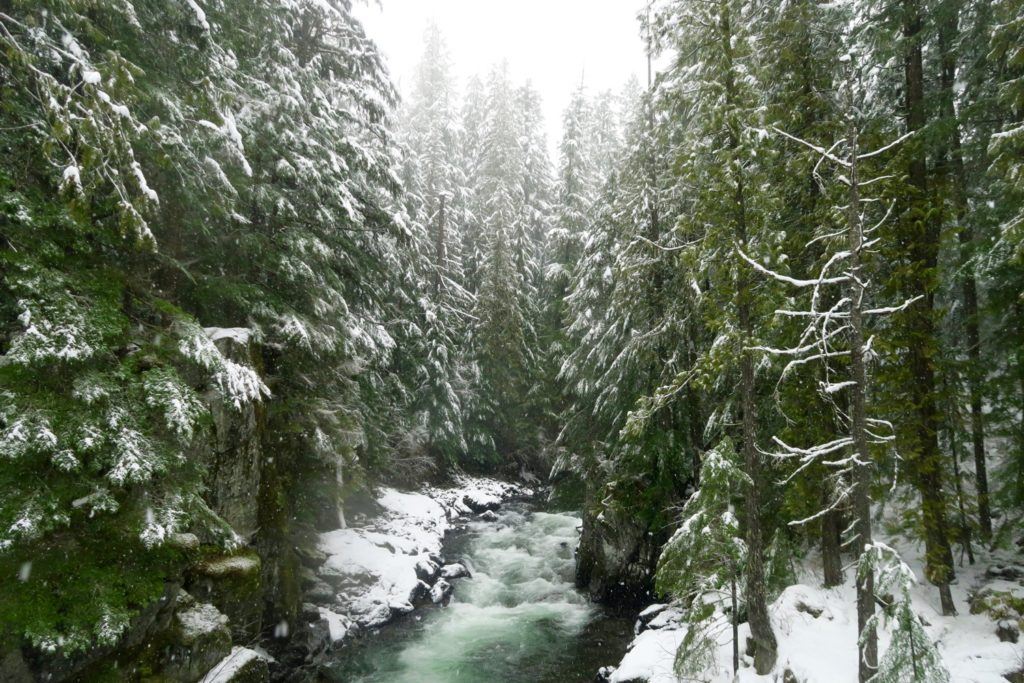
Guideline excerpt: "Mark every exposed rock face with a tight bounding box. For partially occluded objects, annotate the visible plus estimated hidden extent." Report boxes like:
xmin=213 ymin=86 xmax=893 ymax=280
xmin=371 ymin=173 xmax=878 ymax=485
xmin=204 ymin=331 xmax=264 ymax=540
xmin=575 ymin=503 xmax=662 ymax=605
xmin=163 ymin=598 xmax=233 ymax=682
xmin=187 ymin=551 xmax=263 ymax=641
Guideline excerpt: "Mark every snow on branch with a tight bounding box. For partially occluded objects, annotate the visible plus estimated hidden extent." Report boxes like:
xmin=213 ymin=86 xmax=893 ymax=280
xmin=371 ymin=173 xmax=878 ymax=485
xmin=771 ymin=126 xmax=851 ymax=168
xmin=737 ymin=247 xmax=849 ymax=287
xmin=856 ymin=129 xmax=916 ymax=160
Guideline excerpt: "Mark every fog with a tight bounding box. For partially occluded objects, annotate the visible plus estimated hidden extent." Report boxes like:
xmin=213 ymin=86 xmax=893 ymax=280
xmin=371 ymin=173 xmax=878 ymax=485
xmin=355 ymin=0 xmax=648 ymax=147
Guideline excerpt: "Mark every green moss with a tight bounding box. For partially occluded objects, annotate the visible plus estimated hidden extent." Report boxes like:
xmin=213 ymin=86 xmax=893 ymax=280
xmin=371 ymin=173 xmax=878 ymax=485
xmin=970 ymin=587 xmax=1024 ymax=624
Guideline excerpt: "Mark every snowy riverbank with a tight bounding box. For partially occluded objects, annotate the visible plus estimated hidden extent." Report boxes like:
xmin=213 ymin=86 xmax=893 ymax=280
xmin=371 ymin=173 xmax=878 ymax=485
xmin=302 ymin=477 xmax=531 ymax=649
xmin=603 ymin=547 xmax=1024 ymax=683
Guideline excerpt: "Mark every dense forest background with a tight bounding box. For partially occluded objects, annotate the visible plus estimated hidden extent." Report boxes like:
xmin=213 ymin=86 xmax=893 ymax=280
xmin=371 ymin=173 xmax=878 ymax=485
xmin=1 ymin=0 xmax=1023 ymax=680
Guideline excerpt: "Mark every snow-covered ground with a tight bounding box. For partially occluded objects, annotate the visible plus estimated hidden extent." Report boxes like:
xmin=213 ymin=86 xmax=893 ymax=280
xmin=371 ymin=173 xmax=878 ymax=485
xmin=608 ymin=546 xmax=1024 ymax=683
xmin=310 ymin=476 xmax=530 ymax=645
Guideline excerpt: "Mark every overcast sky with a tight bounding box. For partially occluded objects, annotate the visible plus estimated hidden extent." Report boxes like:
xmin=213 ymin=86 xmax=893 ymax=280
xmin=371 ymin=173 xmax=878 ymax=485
xmin=354 ymin=0 xmax=648 ymax=153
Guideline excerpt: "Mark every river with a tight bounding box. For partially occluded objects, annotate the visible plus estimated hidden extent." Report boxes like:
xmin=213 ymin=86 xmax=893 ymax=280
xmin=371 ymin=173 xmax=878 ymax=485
xmin=322 ymin=502 xmax=633 ymax=682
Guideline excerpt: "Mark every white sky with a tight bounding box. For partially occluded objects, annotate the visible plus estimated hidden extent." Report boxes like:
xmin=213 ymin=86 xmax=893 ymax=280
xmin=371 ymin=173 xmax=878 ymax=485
xmin=354 ymin=0 xmax=648 ymax=154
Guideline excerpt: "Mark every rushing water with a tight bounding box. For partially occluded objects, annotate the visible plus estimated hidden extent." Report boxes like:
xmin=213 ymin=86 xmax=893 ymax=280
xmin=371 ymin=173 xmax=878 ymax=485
xmin=325 ymin=503 xmax=633 ymax=683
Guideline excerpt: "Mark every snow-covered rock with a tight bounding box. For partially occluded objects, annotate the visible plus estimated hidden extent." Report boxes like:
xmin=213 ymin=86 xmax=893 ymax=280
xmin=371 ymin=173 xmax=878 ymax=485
xmin=611 ymin=624 xmax=686 ymax=683
xmin=430 ymin=578 xmax=453 ymax=605
xmin=309 ymin=476 xmax=526 ymax=641
xmin=317 ymin=607 xmax=353 ymax=644
xmin=441 ymin=562 xmax=471 ymax=579
xmin=199 ymin=646 xmax=269 ymax=683
xmin=166 ymin=599 xmax=233 ymax=682
xmin=462 ymin=491 xmax=501 ymax=513
xmin=415 ymin=558 xmax=441 ymax=582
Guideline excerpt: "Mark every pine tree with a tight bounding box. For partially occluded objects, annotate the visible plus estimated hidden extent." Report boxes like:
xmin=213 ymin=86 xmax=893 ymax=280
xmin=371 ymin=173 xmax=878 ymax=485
xmin=398 ymin=24 xmax=476 ymax=469
xmin=470 ymin=63 xmax=535 ymax=461
xmin=645 ymin=0 xmax=781 ymax=669
xmin=859 ymin=544 xmax=952 ymax=683
xmin=657 ymin=439 xmax=749 ymax=679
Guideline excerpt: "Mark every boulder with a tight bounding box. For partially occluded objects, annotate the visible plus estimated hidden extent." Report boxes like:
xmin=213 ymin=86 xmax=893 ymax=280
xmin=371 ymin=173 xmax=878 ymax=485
xmin=163 ymin=600 xmax=233 ymax=682
xmin=441 ymin=563 xmax=471 ymax=580
xmin=985 ymin=564 xmax=1024 ymax=581
xmin=199 ymin=647 xmax=269 ymax=683
xmin=169 ymin=533 xmax=201 ymax=552
xmin=355 ymin=602 xmax=393 ymax=629
xmin=317 ymin=607 xmax=354 ymax=645
xmin=430 ymin=579 xmax=453 ymax=605
xmin=637 ymin=603 xmax=669 ymax=625
xmin=305 ymin=579 xmax=335 ymax=603
xmin=462 ymin=492 xmax=501 ymax=513
xmin=415 ymin=559 xmax=440 ymax=583
xmin=478 ymin=510 xmax=500 ymax=522
xmin=410 ymin=580 xmax=433 ymax=607
xmin=997 ymin=619 xmax=1020 ymax=643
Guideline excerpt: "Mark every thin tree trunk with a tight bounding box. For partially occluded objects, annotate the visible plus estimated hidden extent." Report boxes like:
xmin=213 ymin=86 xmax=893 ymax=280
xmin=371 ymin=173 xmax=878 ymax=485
xmin=843 ymin=71 xmax=878 ymax=681
xmin=732 ymin=574 xmax=740 ymax=676
xmin=937 ymin=0 xmax=993 ymax=542
xmin=949 ymin=417 xmax=976 ymax=565
xmin=902 ymin=0 xmax=957 ymax=616
xmin=821 ymin=499 xmax=844 ymax=588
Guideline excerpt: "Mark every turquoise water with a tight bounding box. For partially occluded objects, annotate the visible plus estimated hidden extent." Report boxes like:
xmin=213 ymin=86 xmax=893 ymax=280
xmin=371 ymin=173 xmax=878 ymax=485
xmin=325 ymin=504 xmax=632 ymax=682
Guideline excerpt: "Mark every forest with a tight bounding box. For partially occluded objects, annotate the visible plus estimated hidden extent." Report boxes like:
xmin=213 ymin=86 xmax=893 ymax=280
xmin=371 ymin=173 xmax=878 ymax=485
xmin=0 ymin=0 xmax=1023 ymax=681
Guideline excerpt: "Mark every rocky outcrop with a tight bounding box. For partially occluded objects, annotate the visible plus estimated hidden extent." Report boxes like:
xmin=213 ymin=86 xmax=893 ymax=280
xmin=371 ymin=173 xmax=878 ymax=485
xmin=162 ymin=596 xmax=234 ymax=682
xmin=575 ymin=503 xmax=662 ymax=606
xmin=969 ymin=572 xmax=1024 ymax=646
xmin=203 ymin=329 xmax=264 ymax=542
xmin=187 ymin=551 xmax=263 ymax=641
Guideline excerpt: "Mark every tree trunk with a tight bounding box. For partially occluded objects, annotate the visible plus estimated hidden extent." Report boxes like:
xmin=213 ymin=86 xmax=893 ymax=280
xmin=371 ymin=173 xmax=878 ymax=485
xmin=721 ymin=2 xmax=777 ymax=671
xmin=821 ymin=500 xmax=844 ymax=588
xmin=843 ymin=74 xmax=878 ymax=681
xmin=937 ymin=0 xmax=993 ymax=543
xmin=901 ymin=0 xmax=957 ymax=616
xmin=731 ymin=573 xmax=740 ymax=676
